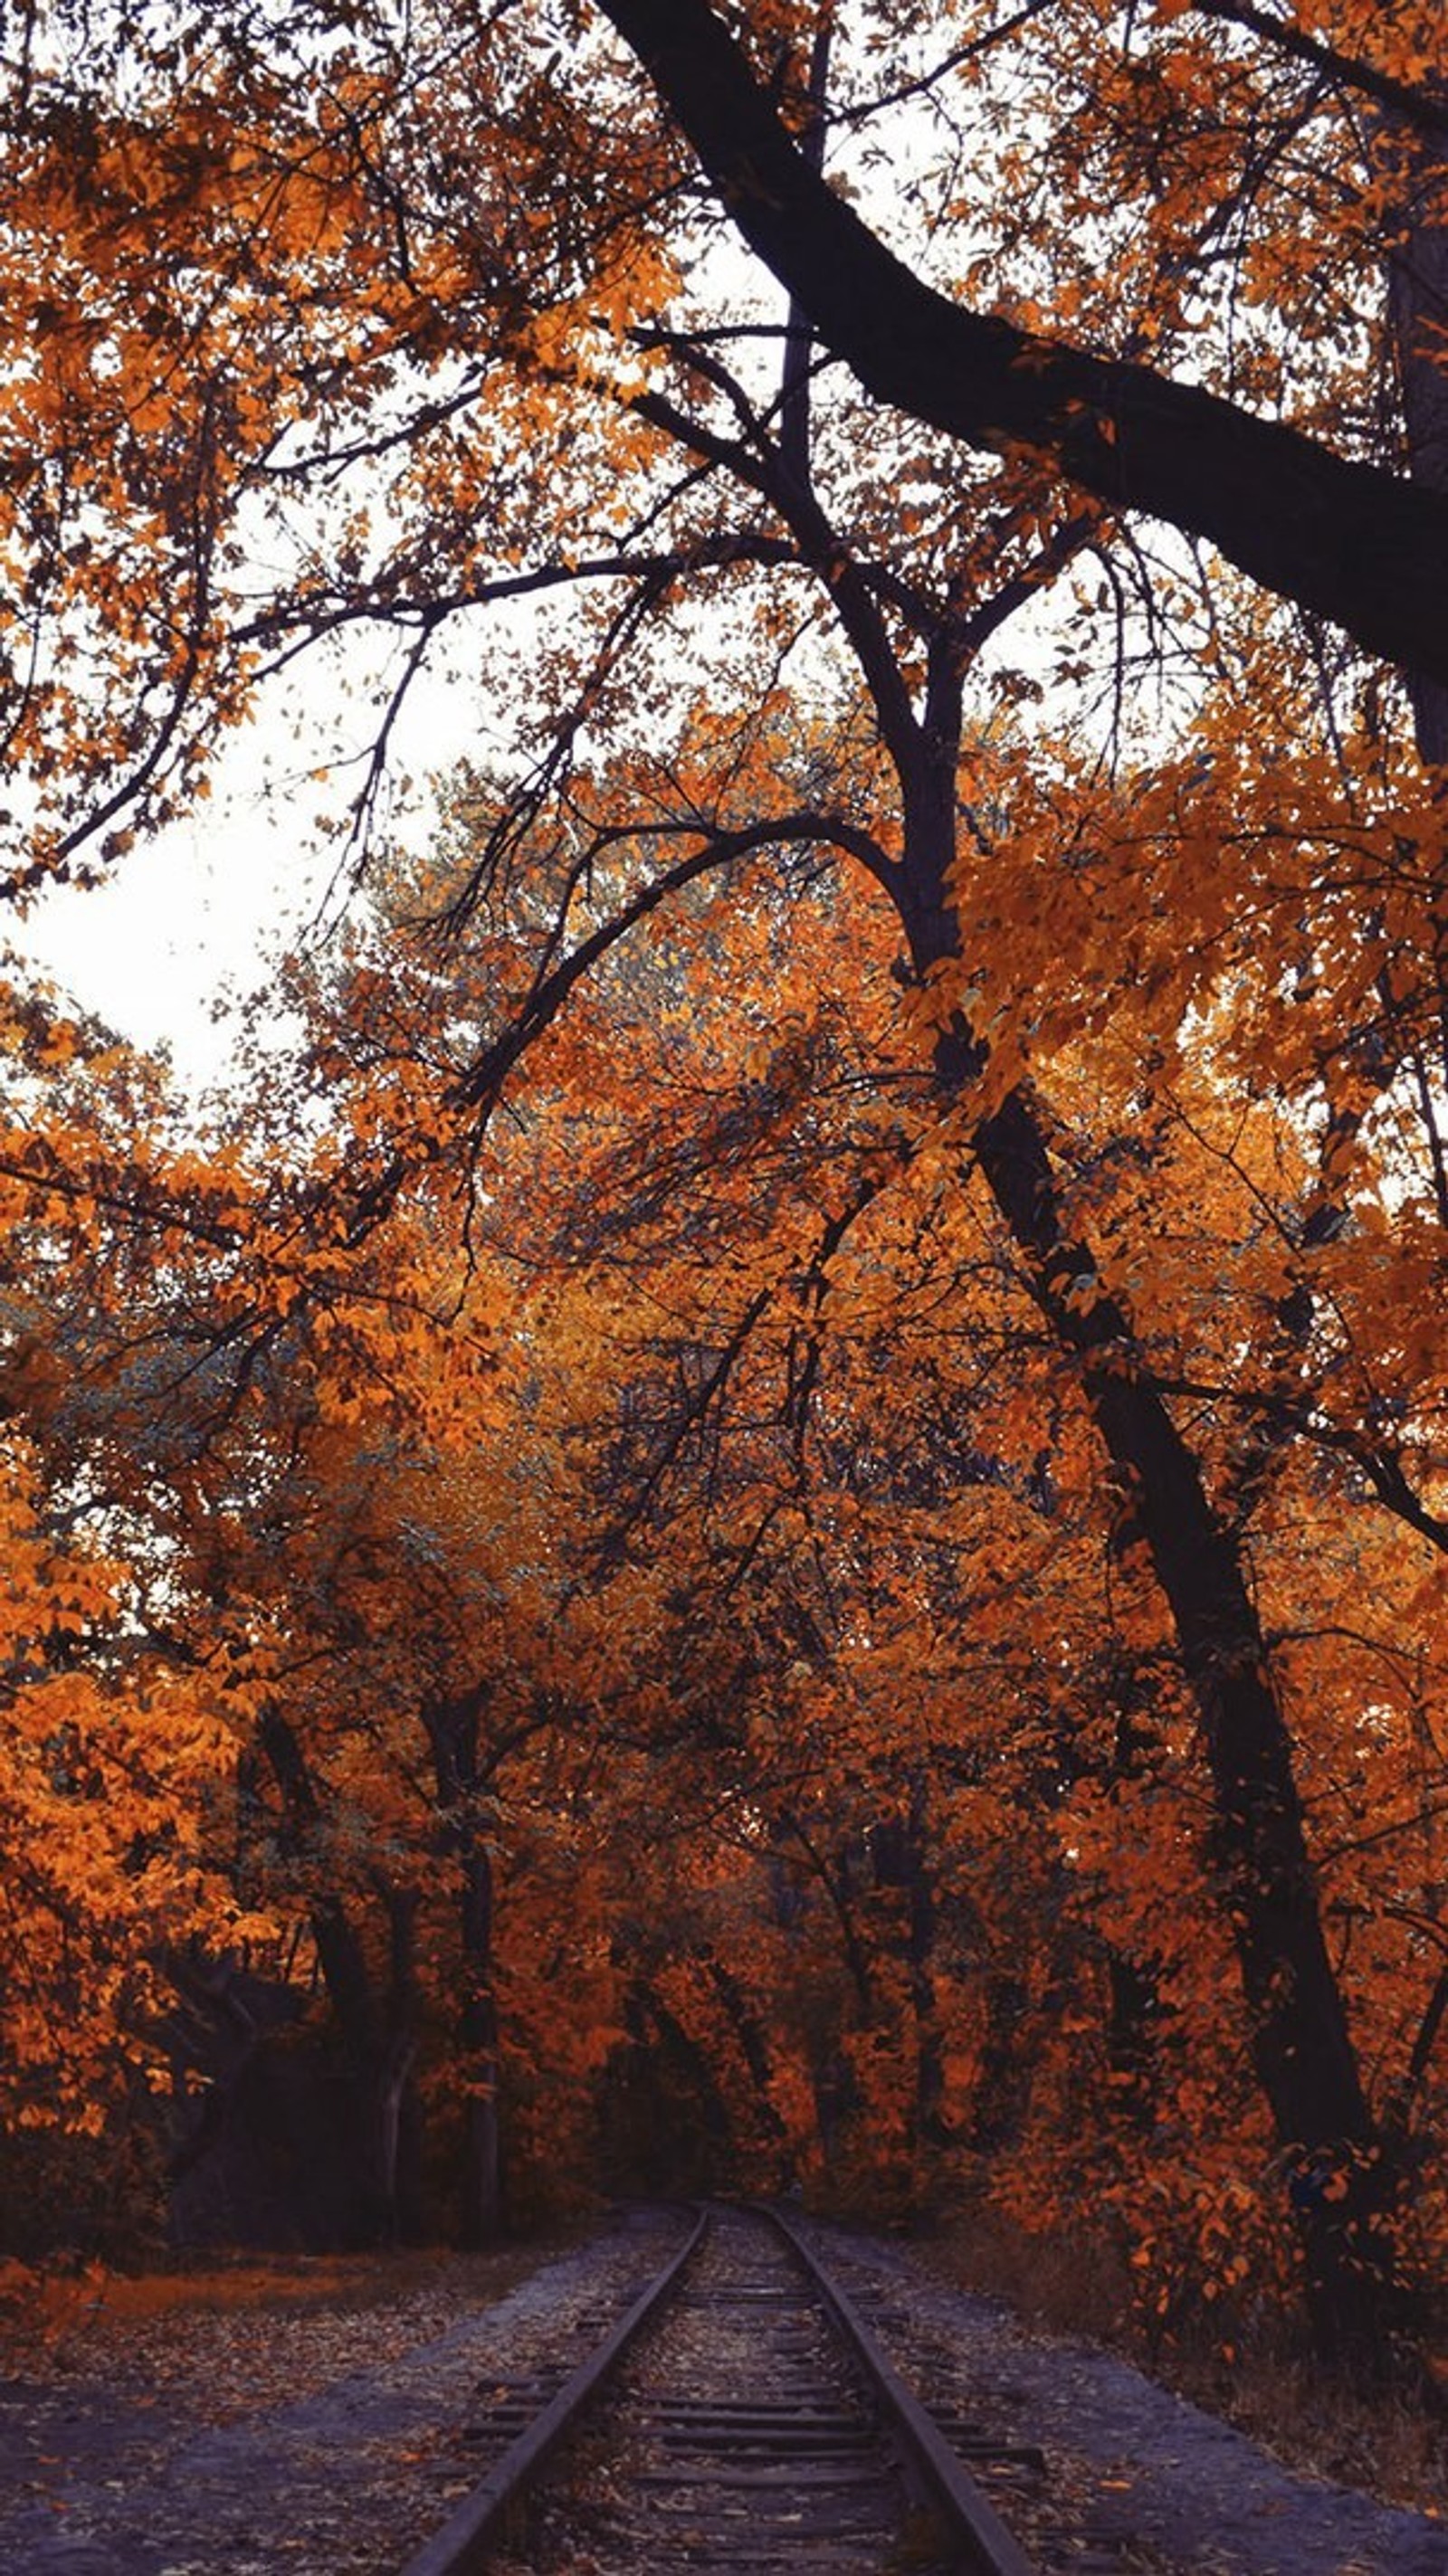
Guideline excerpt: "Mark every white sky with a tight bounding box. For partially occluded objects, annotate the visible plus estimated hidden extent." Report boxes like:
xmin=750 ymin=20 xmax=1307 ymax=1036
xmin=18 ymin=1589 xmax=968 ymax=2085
xmin=2 ymin=55 xmax=1053 ymax=1104
xmin=7 ymin=642 xmax=490 ymax=1096
xmin=14 ymin=803 xmax=329 ymax=1088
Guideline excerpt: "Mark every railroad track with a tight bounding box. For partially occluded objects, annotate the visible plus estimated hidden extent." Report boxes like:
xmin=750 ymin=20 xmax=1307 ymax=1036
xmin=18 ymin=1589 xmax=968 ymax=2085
xmin=778 ymin=2215 xmax=1153 ymax=2575
xmin=397 ymin=2201 xmax=1142 ymax=2574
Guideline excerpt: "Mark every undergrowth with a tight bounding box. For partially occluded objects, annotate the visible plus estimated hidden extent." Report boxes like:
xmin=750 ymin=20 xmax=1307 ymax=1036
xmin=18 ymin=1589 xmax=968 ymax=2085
xmin=930 ymin=2212 xmax=1448 ymax=2522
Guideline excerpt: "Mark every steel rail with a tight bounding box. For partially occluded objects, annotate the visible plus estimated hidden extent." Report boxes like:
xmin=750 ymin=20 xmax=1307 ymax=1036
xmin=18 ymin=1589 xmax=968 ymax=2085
xmin=759 ymin=2201 xmax=1042 ymax=2576
xmin=398 ymin=2201 xmax=1044 ymax=2575
xmin=396 ymin=2204 xmax=709 ymax=2576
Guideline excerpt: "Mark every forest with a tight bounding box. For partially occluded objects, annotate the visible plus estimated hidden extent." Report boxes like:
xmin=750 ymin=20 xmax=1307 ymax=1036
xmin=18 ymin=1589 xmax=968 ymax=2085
xmin=0 ymin=0 xmax=1444 ymax=2401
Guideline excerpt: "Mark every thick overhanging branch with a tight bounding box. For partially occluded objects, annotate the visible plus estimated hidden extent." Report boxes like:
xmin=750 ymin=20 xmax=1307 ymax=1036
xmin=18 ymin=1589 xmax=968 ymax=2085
xmin=595 ymin=0 xmax=1448 ymax=688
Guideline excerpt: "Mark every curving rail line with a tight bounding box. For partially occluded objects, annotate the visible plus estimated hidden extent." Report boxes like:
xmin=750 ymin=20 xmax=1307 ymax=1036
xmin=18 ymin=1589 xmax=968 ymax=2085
xmin=399 ymin=2201 xmax=1042 ymax=2574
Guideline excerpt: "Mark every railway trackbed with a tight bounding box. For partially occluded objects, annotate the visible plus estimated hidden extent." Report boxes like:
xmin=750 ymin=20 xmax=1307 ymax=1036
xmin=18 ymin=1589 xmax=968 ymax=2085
xmin=400 ymin=2202 xmax=1145 ymax=2575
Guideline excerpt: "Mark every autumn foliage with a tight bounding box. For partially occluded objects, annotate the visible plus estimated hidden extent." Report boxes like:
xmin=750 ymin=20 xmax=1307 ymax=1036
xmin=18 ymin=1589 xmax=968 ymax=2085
xmin=0 ymin=0 xmax=1444 ymax=2389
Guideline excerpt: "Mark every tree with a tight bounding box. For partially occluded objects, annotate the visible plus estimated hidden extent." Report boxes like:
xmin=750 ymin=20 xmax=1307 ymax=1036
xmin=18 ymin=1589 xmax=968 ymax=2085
xmin=597 ymin=0 xmax=1448 ymax=681
xmin=0 ymin=982 xmax=283 ymax=2173
xmin=1 ymin=0 xmax=1445 ymax=2368
xmin=386 ymin=748 xmax=1445 ymax=2343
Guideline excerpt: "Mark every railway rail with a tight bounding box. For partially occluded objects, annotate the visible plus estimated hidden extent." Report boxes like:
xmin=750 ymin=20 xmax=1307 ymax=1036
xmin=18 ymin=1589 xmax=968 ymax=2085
xmin=399 ymin=2202 xmax=1142 ymax=2575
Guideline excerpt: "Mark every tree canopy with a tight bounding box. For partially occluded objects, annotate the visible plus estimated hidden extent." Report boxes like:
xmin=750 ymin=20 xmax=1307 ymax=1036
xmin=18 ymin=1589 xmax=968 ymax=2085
xmin=0 ymin=0 xmax=1443 ymax=2385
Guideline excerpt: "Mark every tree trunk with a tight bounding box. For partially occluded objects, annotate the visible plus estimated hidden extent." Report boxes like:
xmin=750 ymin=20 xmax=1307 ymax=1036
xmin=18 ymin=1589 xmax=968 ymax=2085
xmin=1104 ymin=1945 xmax=1165 ymax=2134
xmin=632 ymin=1982 xmax=738 ymax=2191
xmin=1385 ymin=113 xmax=1448 ymax=762
xmin=376 ymin=1881 xmax=424 ymax=2243
xmin=705 ymin=1953 xmax=795 ymax=2185
xmin=424 ymin=1687 xmax=503 ymax=2248
xmin=968 ymin=1967 xmax=1035 ymax=2156
xmin=1381 ymin=113 xmax=1448 ymax=1220
xmin=258 ymin=1707 xmax=421 ymax=2247
xmin=932 ymin=1041 xmax=1405 ymax=2370
xmin=871 ymin=1779 xmax=947 ymax=2161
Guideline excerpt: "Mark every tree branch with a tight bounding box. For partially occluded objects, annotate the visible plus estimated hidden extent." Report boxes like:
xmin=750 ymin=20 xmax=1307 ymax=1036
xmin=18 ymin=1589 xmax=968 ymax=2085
xmin=450 ymin=807 xmax=897 ymax=1120
xmin=1187 ymin=0 xmax=1448 ymax=138
xmin=596 ymin=0 xmax=1448 ymax=687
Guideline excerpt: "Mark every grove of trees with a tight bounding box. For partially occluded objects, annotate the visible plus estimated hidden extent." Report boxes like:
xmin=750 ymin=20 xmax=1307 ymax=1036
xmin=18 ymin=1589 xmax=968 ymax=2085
xmin=0 ymin=0 xmax=1444 ymax=2388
